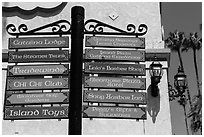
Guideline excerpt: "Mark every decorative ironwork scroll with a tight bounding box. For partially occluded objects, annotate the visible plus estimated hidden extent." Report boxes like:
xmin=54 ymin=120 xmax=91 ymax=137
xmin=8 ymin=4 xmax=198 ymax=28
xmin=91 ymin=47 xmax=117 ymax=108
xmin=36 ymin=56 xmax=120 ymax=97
xmin=84 ymin=19 xmax=148 ymax=37
xmin=6 ymin=20 xmax=71 ymax=37
xmin=168 ymin=83 xmax=179 ymax=101
xmin=6 ymin=19 xmax=148 ymax=37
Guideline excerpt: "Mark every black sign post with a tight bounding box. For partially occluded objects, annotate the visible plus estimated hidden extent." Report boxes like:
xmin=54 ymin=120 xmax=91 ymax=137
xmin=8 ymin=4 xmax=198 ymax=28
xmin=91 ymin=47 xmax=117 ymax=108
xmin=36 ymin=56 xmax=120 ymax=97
xmin=68 ymin=6 xmax=84 ymax=135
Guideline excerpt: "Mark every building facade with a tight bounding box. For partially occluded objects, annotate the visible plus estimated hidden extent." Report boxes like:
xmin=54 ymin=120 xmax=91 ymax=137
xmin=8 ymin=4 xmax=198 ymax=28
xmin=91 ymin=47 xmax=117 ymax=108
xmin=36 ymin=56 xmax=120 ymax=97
xmin=2 ymin=2 xmax=171 ymax=135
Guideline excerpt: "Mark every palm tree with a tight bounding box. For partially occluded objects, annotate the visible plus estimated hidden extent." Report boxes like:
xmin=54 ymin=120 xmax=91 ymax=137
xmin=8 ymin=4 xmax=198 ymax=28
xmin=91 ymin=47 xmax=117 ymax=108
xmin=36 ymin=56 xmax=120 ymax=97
xmin=182 ymin=32 xmax=202 ymax=96
xmin=165 ymin=31 xmax=193 ymax=109
xmin=165 ymin=30 xmax=192 ymax=134
xmin=182 ymin=32 xmax=202 ymax=134
xmin=165 ymin=31 xmax=186 ymax=69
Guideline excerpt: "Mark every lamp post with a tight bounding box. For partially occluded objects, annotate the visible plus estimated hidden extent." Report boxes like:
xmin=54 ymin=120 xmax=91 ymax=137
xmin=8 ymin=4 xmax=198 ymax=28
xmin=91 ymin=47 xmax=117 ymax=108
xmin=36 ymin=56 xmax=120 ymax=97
xmin=169 ymin=66 xmax=187 ymax=100
xmin=149 ymin=61 xmax=163 ymax=97
xmin=168 ymin=66 xmax=189 ymax=135
xmin=174 ymin=66 xmax=187 ymax=96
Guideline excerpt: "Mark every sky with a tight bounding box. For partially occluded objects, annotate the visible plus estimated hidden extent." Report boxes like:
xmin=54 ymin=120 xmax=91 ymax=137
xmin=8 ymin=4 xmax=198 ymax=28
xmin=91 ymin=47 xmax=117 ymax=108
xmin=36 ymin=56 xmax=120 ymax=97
xmin=161 ymin=2 xmax=202 ymax=135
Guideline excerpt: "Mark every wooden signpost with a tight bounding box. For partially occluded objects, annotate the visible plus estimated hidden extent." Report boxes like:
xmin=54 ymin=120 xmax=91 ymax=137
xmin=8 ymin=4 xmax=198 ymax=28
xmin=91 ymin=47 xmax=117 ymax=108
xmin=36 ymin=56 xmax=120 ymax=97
xmin=84 ymin=76 xmax=146 ymax=89
xmin=85 ymin=36 xmax=145 ymax=48
xmin=7 ymin=77 xmax=69 ymax=91
xmin=84 ymin=62 xmax=145 ymax=75
xmin=7 ymin=64 xmax=69 ymax=76
xmin=84 ymin=90 xmax=146 ymax=104
xmin=85 ymin=49 xmax=145 ymax=62
xmin=6 ymin=92 xmax=68 ymax=105
xmin=9 ymin=37 xmax=69 ymax=49
xmin=8 ymin=50 xmax=69 ymax=63
xmin=4 ymin=106 xmax=69 ymax=120
xmin=83 ymin=106 xmax=146 ymax=119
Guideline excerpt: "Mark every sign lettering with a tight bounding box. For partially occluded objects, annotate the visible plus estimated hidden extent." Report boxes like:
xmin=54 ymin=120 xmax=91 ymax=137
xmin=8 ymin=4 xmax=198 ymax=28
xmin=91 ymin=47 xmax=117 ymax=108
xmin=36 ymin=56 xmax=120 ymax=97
xmin=83 ymin=106 xmax=146 ymax=119
xmin=85 ymin=49 xmax=145 ymax=61
xmin=85 ymin=36 xmax=145 ymax=48
xmin=4 ymin=106 xmax=68 ymax=120
xmin=84 ymin=76 xmax=146 ymax=89
xmin=7 ymin=77 xmax=69 ymax=90
xmin=9 ymin=37 xmax=69 ymax=49
xmin=84 ymin=90 xmax=146 ymax=104
xmin=6 ymin=92 xmax=68 ymax=105
xmin=8 ymin=50 xmax=69 ymax=63
xmin=84 ymin=62 xmax=145 ymax=75
xmin=8 ymin=64 xmax=69 ymax=76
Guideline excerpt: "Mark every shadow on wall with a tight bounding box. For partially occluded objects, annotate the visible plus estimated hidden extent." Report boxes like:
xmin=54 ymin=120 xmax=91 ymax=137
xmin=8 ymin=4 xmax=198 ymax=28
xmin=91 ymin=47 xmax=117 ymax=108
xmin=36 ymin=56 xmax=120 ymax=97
xmin=147 ymin=85 xmax=160 ymax=123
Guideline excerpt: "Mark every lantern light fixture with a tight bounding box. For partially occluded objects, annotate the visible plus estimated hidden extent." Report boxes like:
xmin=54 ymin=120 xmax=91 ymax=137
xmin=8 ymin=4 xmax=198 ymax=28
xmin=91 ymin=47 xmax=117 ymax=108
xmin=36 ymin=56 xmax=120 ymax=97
xmin=174 ymin=66 xmax=187 ymax=95
xmin=149 ymin=60 xmax=163 ymax=97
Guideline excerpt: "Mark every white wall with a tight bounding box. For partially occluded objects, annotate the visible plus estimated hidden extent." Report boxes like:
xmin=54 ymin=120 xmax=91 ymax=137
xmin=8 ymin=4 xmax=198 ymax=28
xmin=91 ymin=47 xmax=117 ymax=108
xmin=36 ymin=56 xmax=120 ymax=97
xmin=2 ymin=2 xmax=172 ymax=135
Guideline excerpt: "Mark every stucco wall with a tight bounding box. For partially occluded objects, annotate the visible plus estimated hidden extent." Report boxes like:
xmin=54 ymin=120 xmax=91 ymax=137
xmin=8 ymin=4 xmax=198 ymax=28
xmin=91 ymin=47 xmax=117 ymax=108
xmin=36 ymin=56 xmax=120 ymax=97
xmin=2 ymin=2 xmax=171 ymax=135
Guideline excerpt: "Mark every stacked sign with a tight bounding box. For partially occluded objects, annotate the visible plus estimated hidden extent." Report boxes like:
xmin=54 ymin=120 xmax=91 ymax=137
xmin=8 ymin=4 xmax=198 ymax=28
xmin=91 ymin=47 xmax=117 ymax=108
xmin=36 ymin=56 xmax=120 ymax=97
xmin=4 ymin=37 xmax=69 ymax=120
xmin=83 ymin=36 xmax=147 ymax=119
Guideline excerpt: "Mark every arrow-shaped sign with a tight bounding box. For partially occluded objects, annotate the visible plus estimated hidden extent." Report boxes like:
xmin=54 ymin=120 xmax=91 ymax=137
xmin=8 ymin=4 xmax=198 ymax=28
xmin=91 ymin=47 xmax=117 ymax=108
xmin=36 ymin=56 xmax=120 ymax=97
xmin=9 ymin=37 xmax=69 ymax=49
xmin=84 ymin=62 xmax=145 ymax=75
xmin=7 ymin=77 xmax=69 ymax=91
xmin=4 ymin=106 xmax=69 ymax=120
xmin=8 ymin=50 xmax=69 ymax=63
xmin=83 ymin=106 xmax=146 ymax=119
xmin=8 ymin=64 xmax=69 ymax=76
xmin=6 ymin=92 xmax=68 ymax=105
xmin=85 ymin=49 xmax=145 ymax=62
xmin=84 ymin=76 xmax=146 ymax=89
xmin=85 ymin=36 xmax=145 ymax=48
xmin=83 ymin=90 xmax=146 ymax=104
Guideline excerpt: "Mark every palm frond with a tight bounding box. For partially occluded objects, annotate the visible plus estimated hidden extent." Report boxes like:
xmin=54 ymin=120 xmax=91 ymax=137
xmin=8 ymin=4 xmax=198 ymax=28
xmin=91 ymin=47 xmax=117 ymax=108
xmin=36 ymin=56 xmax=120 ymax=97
xmin=189 ymin=32 xmax=202 ymax=50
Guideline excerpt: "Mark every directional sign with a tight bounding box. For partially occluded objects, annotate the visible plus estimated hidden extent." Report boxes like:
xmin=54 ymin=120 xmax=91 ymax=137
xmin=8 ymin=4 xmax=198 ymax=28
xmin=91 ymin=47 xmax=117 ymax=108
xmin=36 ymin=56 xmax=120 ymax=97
xmin=83 ymin=106 xmax=146 ymax=119
xmin=8 ymin=50 xmax=69 ymax=63
xmin=9 ymin=37 xmax=69 ymax=49
xmin=85 ymin=49 xmax=145 ymax=62
xmin=84 ymin=76 xmax=146 ymax=89
xmin=7 ymin=64 xmax=69 ymax=76
xmin=4 ymin=106 xmax=68 ymax=120
xmin=6 ymin=92 xmax=68 ymax=105
xmin=7 ymin=77 xmax=69 ymax=91
xmin=84 ymin=62 xmax=145 ymax=75
xmin=85 ymin=36 xmax=145 ymax=48
xmin=84 ymin=90 xmax=146 ymax=104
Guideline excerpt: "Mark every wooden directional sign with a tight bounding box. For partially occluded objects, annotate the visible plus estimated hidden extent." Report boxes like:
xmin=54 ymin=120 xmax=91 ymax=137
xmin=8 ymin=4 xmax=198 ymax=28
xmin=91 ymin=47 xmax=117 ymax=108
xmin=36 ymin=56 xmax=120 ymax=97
xmin=85 ymin=49 xmax=145 ymax=62
xmin=7 ymin=64 xmax=69 ymax=76
xmin=4 ymin=106 xmax=68 ymax=120
xmin=84 ymin=62 xmax=145 ymax=76
xmin=7 ymin=77 xmax=69 ymax=91
xmin=85 ymin=36 xmax=145 ymax=48
xmin=6 ymin=92 xmax=68 ymax=105
xmin=8 ymin=50 xmax=69 ymax=63
xmin=83 ymin=106 xmax=146 ymax=119
xmin=84 ymin=90 xmax=146 ymax=104
xmin=84 ymin=76 xmax=146 ymax=89
xmin=9 ymin=37 xmax=69 ymax=49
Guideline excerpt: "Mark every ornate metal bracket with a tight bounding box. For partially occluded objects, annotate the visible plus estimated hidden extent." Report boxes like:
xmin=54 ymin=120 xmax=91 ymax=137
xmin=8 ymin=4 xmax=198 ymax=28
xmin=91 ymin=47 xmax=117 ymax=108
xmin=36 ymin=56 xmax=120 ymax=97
xmin=168 ymin=83 xmax=180 ymax=101
xmin=6 ymin=19 xmax=148 ymax=37
xmin=6 ymin=20 xmax=71 ymax=37
xmin=84 ymin=19 xmax=148 ymax=37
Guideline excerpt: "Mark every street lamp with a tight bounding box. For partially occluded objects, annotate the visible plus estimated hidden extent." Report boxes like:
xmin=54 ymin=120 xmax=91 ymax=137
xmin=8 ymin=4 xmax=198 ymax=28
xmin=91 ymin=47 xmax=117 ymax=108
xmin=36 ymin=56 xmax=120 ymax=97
xmin=149 ymin=61 xmax=163 ymax=97
xmin=168 ymin=66 xmax=189 ymax=135
xmin=174 ymin=66 xmax=187 ymax=96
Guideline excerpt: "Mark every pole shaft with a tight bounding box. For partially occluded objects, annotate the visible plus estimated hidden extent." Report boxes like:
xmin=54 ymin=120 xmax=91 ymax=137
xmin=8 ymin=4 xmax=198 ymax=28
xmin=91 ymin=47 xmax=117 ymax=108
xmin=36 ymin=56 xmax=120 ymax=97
xmin=68 ymin=6 xmax=84 ymax=135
